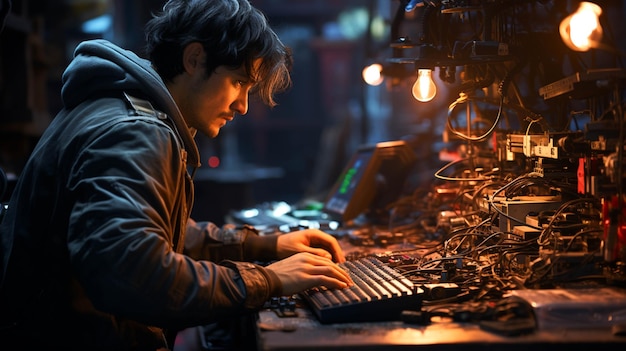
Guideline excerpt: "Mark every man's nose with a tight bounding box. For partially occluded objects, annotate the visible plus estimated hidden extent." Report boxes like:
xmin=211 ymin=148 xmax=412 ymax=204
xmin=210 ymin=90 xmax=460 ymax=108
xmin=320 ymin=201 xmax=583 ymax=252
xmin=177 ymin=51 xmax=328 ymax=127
xmin=232 ymin=91 xmax=249 ymax=115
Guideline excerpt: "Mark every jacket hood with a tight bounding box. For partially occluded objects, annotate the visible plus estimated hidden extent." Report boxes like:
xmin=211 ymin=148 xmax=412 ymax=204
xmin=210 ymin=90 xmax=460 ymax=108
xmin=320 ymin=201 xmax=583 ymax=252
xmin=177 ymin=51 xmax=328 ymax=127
xmin=61 ymin=39 xmax=200 ymax=167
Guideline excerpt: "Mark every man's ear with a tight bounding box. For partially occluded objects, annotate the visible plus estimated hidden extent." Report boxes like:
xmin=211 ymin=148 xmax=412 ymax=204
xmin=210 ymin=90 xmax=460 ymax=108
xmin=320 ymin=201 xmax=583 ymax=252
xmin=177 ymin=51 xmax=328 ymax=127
xmin=182 ymin=42 xmax=204 ymax=74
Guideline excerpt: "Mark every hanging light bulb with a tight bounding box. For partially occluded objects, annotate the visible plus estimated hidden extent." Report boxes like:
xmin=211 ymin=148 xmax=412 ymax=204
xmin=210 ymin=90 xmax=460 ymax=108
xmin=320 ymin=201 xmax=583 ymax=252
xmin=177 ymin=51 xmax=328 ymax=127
xmin=559 ymin=1 xmax=603 ymax=52
xmin=362 ymin=63 xmax=384 ymax=86
xmin=412 ymin=68 xmax=436 ymax=102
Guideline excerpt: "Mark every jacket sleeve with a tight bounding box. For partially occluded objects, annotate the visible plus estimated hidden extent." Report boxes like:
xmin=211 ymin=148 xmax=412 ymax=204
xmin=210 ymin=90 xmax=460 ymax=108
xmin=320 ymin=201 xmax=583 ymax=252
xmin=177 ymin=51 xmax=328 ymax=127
xmin=66 ymin=117 xmax=281 ymax=330
xmin=184 ymin=219 xmax=279 ymax=262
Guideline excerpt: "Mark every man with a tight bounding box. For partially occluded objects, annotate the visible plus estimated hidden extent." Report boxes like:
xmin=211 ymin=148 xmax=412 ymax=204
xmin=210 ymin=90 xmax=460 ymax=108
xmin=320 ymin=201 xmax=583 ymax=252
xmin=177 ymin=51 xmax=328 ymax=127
xmin=0 ymin=0 xmax=352 ymax=350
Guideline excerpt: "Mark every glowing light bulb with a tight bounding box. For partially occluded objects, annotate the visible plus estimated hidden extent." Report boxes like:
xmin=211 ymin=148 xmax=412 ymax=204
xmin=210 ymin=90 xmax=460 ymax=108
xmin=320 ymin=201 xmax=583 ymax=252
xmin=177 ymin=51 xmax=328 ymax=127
xmin=362 ymin=63 xmax=384 ymax=86
xmin=412 ymin=69 xmax=436 ymax=102
xmin=559 ymin=1 xmax=603 ymax=52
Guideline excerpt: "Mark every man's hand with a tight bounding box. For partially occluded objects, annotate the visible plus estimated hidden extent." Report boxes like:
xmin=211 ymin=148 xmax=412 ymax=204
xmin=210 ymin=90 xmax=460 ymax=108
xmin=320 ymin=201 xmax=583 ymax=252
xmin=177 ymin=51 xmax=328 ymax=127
xmin=265 ymin=252 xmax=353 ymax=296
xmin=276 ymin=229 xmax=346 ymax=263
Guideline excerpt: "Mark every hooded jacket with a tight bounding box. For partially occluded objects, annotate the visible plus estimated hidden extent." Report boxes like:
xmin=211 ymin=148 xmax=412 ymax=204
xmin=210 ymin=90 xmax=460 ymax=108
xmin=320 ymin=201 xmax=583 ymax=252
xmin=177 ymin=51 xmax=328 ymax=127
xmin=0 ymin=39 xmax=281 ymax=350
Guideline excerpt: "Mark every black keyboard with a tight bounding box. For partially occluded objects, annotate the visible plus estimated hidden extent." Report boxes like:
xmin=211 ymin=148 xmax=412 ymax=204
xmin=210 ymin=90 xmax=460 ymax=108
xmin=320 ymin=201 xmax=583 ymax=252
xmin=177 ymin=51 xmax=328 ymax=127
xmin=300 ymin=256 xmax=423 ymax=324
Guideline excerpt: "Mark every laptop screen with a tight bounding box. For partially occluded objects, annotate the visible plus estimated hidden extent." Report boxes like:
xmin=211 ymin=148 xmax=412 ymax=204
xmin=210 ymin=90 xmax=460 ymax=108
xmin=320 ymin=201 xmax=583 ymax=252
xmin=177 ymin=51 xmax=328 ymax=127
xmin=323 ymin=140 xmax=416 ymax=223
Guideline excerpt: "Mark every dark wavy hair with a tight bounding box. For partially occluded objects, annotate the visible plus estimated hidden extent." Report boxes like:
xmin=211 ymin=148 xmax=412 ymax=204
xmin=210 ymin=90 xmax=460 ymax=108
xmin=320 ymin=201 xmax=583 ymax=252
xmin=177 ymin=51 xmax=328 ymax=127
xmin=145 ymin=0 xmax=292 ymax=107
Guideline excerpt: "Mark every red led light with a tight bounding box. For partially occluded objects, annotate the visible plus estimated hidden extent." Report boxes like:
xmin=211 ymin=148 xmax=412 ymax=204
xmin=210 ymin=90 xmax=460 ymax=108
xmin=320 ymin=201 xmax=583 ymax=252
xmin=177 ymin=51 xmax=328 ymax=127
xmin=208 ymin=156 xmax=220 ymax=168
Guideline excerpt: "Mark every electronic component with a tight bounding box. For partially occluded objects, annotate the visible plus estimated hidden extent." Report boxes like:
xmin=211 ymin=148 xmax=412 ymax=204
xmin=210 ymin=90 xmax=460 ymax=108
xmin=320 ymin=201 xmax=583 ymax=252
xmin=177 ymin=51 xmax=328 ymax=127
xmin=266 ymin=296 xmax=299 ymax=318
xmin=490 ymin=196 xmax=563 ymax=233
xmin=538 ymin=68 xmax=626 ymax=100
xmin=510 ymin=287 xmax=626 ymax=330
xmin=421 ymin=283 xmax=462 ymax=300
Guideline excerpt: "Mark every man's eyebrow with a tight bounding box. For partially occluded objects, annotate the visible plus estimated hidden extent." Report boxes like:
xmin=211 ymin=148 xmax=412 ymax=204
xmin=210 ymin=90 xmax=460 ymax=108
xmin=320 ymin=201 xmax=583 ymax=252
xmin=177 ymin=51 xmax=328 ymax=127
xmin=234 ymin=69 xmax=257 ymax=84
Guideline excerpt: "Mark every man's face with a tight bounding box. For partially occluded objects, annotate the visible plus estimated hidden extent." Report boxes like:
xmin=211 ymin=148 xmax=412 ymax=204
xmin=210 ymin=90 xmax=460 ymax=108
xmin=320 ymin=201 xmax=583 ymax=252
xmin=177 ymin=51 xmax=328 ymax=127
xmin=173 ymin=45 xmax=261 ymax=138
